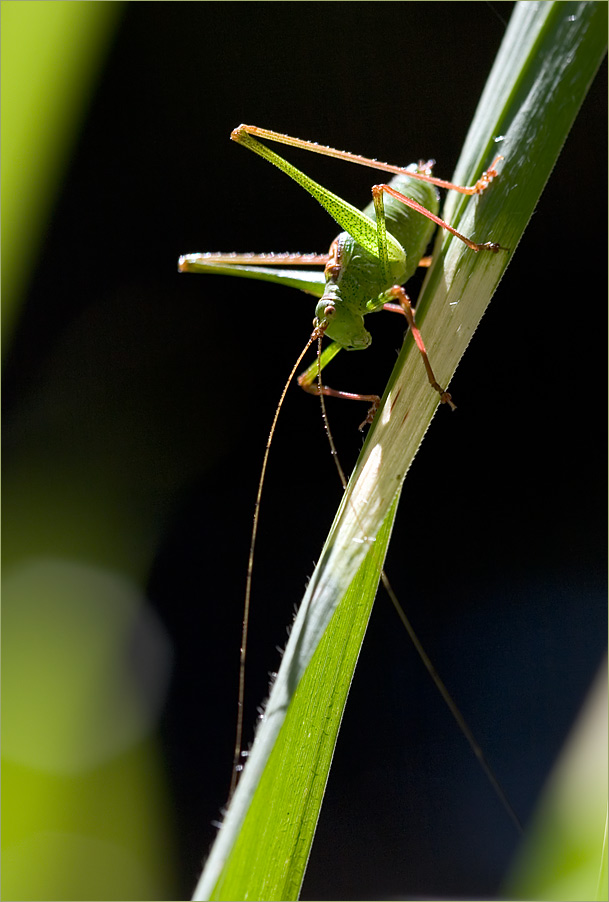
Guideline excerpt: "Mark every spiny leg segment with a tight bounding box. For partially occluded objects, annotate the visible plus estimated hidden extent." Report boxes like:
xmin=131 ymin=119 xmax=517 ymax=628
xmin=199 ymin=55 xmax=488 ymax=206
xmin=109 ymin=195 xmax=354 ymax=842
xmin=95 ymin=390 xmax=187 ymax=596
xmin=298 ymin=368 xmax=381 ymax=431
xmin=233 ymin=125 xmax=503 ymax=196
xmin=178 ymin=252 xmax=330 ymax=269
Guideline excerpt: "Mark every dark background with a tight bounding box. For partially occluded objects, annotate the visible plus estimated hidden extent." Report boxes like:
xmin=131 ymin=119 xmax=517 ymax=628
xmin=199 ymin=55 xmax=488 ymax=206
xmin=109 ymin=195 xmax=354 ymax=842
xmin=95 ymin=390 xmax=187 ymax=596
xmin=4 ymin=3 xmax=606 ymax=900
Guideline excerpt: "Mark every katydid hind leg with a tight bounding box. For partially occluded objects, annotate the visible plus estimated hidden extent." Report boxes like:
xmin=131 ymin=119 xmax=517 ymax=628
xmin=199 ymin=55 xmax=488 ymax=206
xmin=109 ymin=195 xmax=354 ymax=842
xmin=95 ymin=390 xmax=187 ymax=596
xmin=232 ymin=126 xmax=504 ymax=266
xmin=234 ymin=124 xmax=503 ymax=195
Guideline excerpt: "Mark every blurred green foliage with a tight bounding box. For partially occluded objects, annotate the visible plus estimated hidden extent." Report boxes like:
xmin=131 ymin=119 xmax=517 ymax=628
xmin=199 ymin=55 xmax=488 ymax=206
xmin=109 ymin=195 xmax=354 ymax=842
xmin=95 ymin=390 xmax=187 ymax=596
xmin=2 ymin=1 xmax=121 ymax=350
xmin=505 ymin=664 xmax=607 ymax=900
xmin=2 ymin=4 xmax=177 ymax=899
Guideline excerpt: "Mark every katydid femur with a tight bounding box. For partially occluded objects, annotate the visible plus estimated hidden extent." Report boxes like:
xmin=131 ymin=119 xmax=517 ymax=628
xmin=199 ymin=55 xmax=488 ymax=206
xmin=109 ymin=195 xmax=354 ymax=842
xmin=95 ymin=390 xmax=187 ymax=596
xmin=178 ymin=126 xmax=520 ymax=830
xmin=179 ymin=124 xmax=502 ymax=424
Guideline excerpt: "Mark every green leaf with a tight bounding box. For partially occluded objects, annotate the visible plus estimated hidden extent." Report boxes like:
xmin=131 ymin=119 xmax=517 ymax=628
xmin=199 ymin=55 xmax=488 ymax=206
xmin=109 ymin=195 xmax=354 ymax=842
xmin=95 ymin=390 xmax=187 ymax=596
xmin=193 ymin=3 xmax=607 ymax=899
xmin=211 ymin=496 xmax=399 ymax=901
xmin=503 ymin=661 xmax=608 ymax=901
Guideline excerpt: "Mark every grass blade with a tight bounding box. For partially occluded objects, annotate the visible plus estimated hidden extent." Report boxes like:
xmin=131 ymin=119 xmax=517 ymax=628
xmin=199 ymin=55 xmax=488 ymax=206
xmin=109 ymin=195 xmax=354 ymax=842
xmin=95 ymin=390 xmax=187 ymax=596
xmin=193 ymin=3 xmax=607 ymax=898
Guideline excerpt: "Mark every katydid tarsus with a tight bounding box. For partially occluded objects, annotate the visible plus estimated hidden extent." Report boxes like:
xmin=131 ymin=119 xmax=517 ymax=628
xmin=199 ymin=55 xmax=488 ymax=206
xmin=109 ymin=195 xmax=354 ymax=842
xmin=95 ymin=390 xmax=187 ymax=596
xmin=178 ymin=125 xmax=520 ymax=831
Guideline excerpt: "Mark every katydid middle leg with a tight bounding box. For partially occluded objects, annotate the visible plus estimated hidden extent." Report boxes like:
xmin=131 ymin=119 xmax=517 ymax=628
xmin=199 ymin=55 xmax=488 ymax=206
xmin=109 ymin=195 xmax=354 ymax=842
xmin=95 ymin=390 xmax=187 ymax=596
xmin=381 ymin=286 xmax=456 ymax=410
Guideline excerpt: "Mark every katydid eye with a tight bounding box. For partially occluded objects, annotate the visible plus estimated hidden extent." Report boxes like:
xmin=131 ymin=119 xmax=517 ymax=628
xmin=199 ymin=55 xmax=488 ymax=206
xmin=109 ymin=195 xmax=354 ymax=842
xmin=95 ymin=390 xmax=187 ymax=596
xmin=324 ymin=305 xmax=336 ymax=318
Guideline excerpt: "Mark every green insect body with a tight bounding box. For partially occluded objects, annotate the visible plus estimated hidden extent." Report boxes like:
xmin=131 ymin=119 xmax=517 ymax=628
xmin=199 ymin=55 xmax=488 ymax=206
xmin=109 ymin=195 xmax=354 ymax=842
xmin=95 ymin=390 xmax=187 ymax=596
xmin=179 ymin=125 xmax=501 ymax=415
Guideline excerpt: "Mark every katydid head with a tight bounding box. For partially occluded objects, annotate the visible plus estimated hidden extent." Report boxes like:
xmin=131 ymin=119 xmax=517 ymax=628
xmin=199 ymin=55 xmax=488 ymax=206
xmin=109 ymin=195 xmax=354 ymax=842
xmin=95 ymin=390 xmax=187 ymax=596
xmin=314 ymin=295 xmax=371 ymax=351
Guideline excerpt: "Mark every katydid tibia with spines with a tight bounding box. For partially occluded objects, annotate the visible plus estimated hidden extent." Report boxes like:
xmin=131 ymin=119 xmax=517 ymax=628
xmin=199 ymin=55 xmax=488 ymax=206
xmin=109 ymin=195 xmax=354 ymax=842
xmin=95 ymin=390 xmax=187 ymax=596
xmin=178 ymin=126 xmax=521 ymax=830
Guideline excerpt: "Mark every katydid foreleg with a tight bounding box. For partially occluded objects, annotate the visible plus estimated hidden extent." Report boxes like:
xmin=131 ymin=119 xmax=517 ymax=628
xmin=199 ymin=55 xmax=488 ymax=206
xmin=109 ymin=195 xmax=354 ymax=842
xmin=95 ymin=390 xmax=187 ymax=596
xmin=298 ymin=365 xmax=383 ymax=430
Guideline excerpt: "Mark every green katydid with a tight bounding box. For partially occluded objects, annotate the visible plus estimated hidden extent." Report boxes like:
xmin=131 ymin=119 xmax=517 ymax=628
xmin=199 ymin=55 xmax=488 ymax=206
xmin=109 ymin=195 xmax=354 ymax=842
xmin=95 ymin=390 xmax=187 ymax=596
xmin=179 ymin=124 xmax=502 ymax=425
xmin=178 ymin=126 xmax=520 ymax=829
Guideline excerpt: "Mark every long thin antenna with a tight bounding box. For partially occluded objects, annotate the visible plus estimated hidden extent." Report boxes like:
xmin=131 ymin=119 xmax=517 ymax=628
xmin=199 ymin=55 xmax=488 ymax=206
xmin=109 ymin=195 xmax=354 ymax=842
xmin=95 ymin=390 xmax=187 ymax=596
xmin=315 ymin=349 xmax=523 ymax=834
xmin=315 ymin=334 xmax=348 ymax=488
xmin=379 ymin=570 xmax=523 ymax=834
xmin=229 ymin=324 xmax=326 ymax=799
